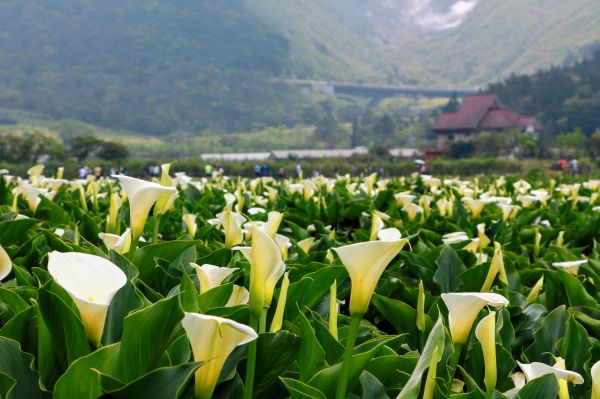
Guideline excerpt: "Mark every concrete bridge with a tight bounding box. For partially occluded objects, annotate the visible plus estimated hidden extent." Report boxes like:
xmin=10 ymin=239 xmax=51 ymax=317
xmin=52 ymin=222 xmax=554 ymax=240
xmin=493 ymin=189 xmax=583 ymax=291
xmin=283 ymin=79 xmax=480 ymax=102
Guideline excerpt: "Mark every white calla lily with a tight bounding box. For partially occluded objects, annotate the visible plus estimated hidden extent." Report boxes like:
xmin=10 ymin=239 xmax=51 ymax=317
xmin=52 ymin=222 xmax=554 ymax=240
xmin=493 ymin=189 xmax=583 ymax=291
xmin=47 ymin=251 xmax=127 ymax=344
xmin=182 ymin=313 xmax=258 ymax=399
xmin=517 ymin=360 xmax=584 ymax=385
xmin=297 ymin=237 xmax=315 ymax=254
xmin=0 ymin=245 xmax=12 ymax=281
xmin=226 ymin=285 xmax=250 ymax=307
xmin=183 ymin=213 xmax=197 ymax=237
xmin=441 ymin=292 xmax=509 ymax=344
xmin=98 ymin=228 xmax=132 ymax=254
xmin=552 ymin=259 xmax=587 ymax=275
xmin=113 ymin=175 xmax=177 ymax=242
xmin=190 ymin=263 xmax=237 ymax=294
xmin=591 ymin=360 xmax=600 ymax=399
xmin=334 ymin=238 xmax=407 ymax=316
xmin=217 ymin=210 xmax=246 ymax=249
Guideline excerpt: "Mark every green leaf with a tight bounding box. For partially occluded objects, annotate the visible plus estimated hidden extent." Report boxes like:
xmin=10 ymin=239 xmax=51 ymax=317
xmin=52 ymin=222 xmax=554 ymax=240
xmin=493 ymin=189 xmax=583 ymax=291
xmin=34 ymin=196 xmax=70 ymax=225
xmin=308 ymin=335 xmax=397 ymax=398
xmin=254 ymin=331 xmax=301 ymax=398
xmin=198 ymin=283 xmax=233 ymax=311
xmin=522 ymin=305 xmax=568 ymax=363
xmin=298 ymin=310 xmax=327 ymax=382
xmin=115 ymin=295 xmax=183 ymax=382
xmin=359 ymin=370 xmax=389 ymax=399
xmin=100 ymin=362 xmax=201 ymax=399
xmin=517 ymin=374 xmax=558 ymax=399
xmin=54 ymin=344 xmax=120 ymax=399
xmin=397 ymin=316 xmax=445 ymax=399
xmin=180 ymin=272 xmax=199 ymax=312
xmin=433 ymin=247 xmax=467 ymax=292
xmin=0 ymin=337 xmax=43 ymax=399
xmin=37 ymin=284 xmax=91 ymax=389
xmin=555 ymin=268 xmax=598 ymax=307
xmin=281 ymin=378 xmax=327 ymax=399
xmin=133 ymin=240 xmax=197 ymax=280
xmin=557 ymin=316 xmax=591 ymax=378
xmin=0 ymin=218 xmax=37 ymax=246
xmin=0 ymin=288 xmax=29 ymax=323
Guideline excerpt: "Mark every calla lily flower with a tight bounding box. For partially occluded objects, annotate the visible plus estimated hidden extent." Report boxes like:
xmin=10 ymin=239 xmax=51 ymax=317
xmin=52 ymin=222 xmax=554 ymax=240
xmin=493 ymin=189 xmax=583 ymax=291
xmin=27 ymin=164 xmax=44 ymax=184
xmin=0 ymin=245 xmax=12 ymax=281
xmin=463 ymin=198 xmax=486 ymax=218
xmin=436 ymin=198 xmax=449 ymax=216
xmin=334 ymin=237 xmax=407 ymax=316
xmin=269 ymin=272 xmax=290 ymax=332
xmin=297 ymin=237 xmax=315 ymax=254
xmin=22 ymin=184 xmax=45 ymax=212
xmin=217 ymin=210 xmax=246 ymax=249
xmin=247 ymin=207 xmax=265 ymax=215
xmin=476 ymin=223 xmax=490 ymax=250
xmin=274 ymin=234 xmax=291 ymax=261
xmin=114 ymin=175 xmax=177 ymax=242
xmin=47 ymin=251 xmax=127 ymax=344
xmin=370 ymin=212 xmax=384 ymax=240
xmin=377 ymin=228 xmax=402 ymax=241
xmin=516 ymin=360 xmax=584 ymax=385
xmin=154 ymin=163 xmax=177 ymax=215
xmin=183 ymin=213 xmax=197 ymax=237
xmin=481 ymin=242 xmax=508 ymax=292
xmin=263 ymin=211 xmax=283 ymax=239
xmin=395 ymin=192 xmax=416 ymax=208
xmin=442 ymin=232 xmax=469 ymax=245
xmin=403 ymin=203 xmax=422 ymax=222
xmin=552 ymin=260 xmax=587 ymax=275
xmin=226 ymin=285 xmax=250 ymax=307
xmin=441 ymin=292 xmax=509 ymax=344
xmin=182 ymin=313 xmax=258 ymax=399
xmin=591 ymin=360 xmax=600 ymax=399
xmin=191 ymin=263 xmax=237 ymax=294
xmin=246 ymin=228 xmax=285 ymax=318
xmin=106 ymin=192 xmax=122 ymax=234
xmin=475 ymin=311 xmax=497 ymax=393
xmin=99 ymin=229 xmax=132 ymax=255
xmin=264 ymin=186 xmax=278 ymax=203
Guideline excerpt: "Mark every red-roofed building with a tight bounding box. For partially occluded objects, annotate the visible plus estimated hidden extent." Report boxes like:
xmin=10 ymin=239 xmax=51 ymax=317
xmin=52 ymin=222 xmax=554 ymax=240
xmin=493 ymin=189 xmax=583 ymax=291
xmin=433 ymin=93 xmax=540 ymax=149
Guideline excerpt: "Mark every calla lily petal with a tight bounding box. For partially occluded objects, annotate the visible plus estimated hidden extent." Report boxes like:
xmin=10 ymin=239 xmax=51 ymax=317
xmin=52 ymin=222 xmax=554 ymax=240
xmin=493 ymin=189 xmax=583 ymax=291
xmin=191 ymin=263 xmax=237 ymax=294
xmin=249 ymin=228 xmax=285 ymax=317
xmin=183 ymin=213 xmax=197 ymax=237
xmin=297 ymin=237 xmax=315 ymax=254
xmin=99 ymin=228 xmax=132 ymax=254
xmin=552 ymin=260 xmax=587 ymax=275
xmin=516 ymin=361 xmax=584 ymax=385
xmin=226 ymin=285 xmax=250 ymax=307
xmin=591 ymin=360 xmax=600 ymax=399
xmin=377 ymin=228 xmax=402 ymax=241
xmin=475 ymin=311 xmax=497 ymax=393
xmin=334 ymin=238 xmax=407 ymax=316
xmin=441 ymin=292 xmax=509 ymax=344
xmin=48 ymin=251 xmax=127 ymax=344
xmin=182 ymin=313 xmax=258 ymax=399
xmin=114 ymin=175 xmax=177 ymax=240
xmin=0 ymin=245 xmax=12 ymax=281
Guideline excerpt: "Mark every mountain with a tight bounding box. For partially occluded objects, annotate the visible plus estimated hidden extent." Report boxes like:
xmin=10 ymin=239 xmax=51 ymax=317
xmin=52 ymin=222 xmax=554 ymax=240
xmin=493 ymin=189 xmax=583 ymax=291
xmin=0 ymin=0 xmax=598 ymax=135
xmin=250 ymin=0 xmax=600 ymax=86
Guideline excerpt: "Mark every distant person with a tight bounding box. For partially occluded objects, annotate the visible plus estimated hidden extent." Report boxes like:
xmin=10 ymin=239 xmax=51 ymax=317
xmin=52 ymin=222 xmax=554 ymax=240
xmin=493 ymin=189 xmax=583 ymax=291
xmin=277 ymin=166 xmax=285 ymax=179
xmin=93 ymin=165 xmax=103 ymax=180
xmin=78 ymin=165 xmax=89 ymax=179
xmin=121 ymin=167 xmax=129 ymax=176
xmin=351 ymin=166 xmax=359 ymax=177
xmin=295 ymin=163 xmax=302 ymax=178
xmin=204 ymin=163 xmax=213 ymax=177
xmin=415 ymin=159 xmax=428 ymax=174
xmin=109 ymin=165 xmax=118 ymax=176
xmin=569 ymin=158 xmax=578 ymax=175
xmin=254 ymin=164 xmax=261 ymax=177
xmin=261 ymin=163 xmax=270 ymax=177
xmin=312 ymin=170 xmax=320 ymax=178
xmin=558 ymin=159 xmax=567 ymax=172
xmin=378 ymin=166 xmax=385 ymax=177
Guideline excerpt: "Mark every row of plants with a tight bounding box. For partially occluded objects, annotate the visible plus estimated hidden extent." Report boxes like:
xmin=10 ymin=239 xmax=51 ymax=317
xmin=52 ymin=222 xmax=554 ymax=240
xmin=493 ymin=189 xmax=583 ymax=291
xmin=0 ymin=165 xmax=599 ymax=398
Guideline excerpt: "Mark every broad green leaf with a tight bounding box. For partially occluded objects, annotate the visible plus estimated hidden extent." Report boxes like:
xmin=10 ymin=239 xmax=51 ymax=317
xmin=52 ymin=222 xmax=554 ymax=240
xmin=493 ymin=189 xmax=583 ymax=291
xmin=254 ymin=331 xmax=301 ymax=398
xmin=0 ymin=337 xmax=43 ymax=399
xmin=517 ymin=374 xmax=558 ymax=399
xmin=360 ymin=370 xmax=390 ymax=399
xmin=555 ymin=268 xmax=598 ymax=307
xmin=281 ymin=378 xmax=327 ymax=399
xmin=298 ymin=310 xmax=327 ymax=382
xmin=397 ymin=316 xmax=445 ymax=399
xmin=115 ymin=295 xmax=183 ymax=382
xmin=433 ymin=247 xmax=467 ymax=292
xmin=522 ymin=305 xmax=568 ymax=363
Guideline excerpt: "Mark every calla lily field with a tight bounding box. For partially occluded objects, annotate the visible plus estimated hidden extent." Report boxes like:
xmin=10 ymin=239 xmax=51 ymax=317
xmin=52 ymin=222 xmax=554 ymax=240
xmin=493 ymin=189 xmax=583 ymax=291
xmin=1 ymin=165 xmax=600 ymax=398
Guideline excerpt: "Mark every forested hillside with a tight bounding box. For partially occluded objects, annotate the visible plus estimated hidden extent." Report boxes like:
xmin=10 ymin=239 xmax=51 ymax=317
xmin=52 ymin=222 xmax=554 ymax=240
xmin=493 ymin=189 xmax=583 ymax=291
xmin=490 ymin=51 xmax=600 ymax=135
xmin=0 ymin=0 xmax=308 ymax=134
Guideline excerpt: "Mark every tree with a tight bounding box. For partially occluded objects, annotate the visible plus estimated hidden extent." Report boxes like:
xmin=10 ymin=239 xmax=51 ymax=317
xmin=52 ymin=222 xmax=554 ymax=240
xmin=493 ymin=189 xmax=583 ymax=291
xmin=372 ymin=114 xmax=395 ymax=142
xmin=25 ymin=131 xmax=65 ymax=163
xmin=472 ymin=131 xmax=510 ymax=157
xmin=448 ymin=141 xmax=475 ymax=159
xmin=556 ymin=128 xmax=587 ymax=157
xmin=442 ymin=92 xmax=461 ymax=113
xmin=70 ymin=135 xmax=100 ymax=162
xmin=98 ymin=140 xmax=129 ymax=162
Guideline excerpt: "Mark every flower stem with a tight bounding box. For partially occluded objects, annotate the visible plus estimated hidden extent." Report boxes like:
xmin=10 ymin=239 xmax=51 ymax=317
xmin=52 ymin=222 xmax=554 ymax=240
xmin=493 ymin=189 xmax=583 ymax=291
xmin=152 ymin=214 xmax=160 ymax=243
xmin=243 ymin=314 xmax=259 ymax=399
xmin=259 ymin=307 xmax=268 ymax=334
xmin=448 ymin=342 xmax=464 ymax=383
xmin=335 ymin=315 xmax=361 ymax=399
xmin=128 ymin=233 xmax=139 ymax=259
